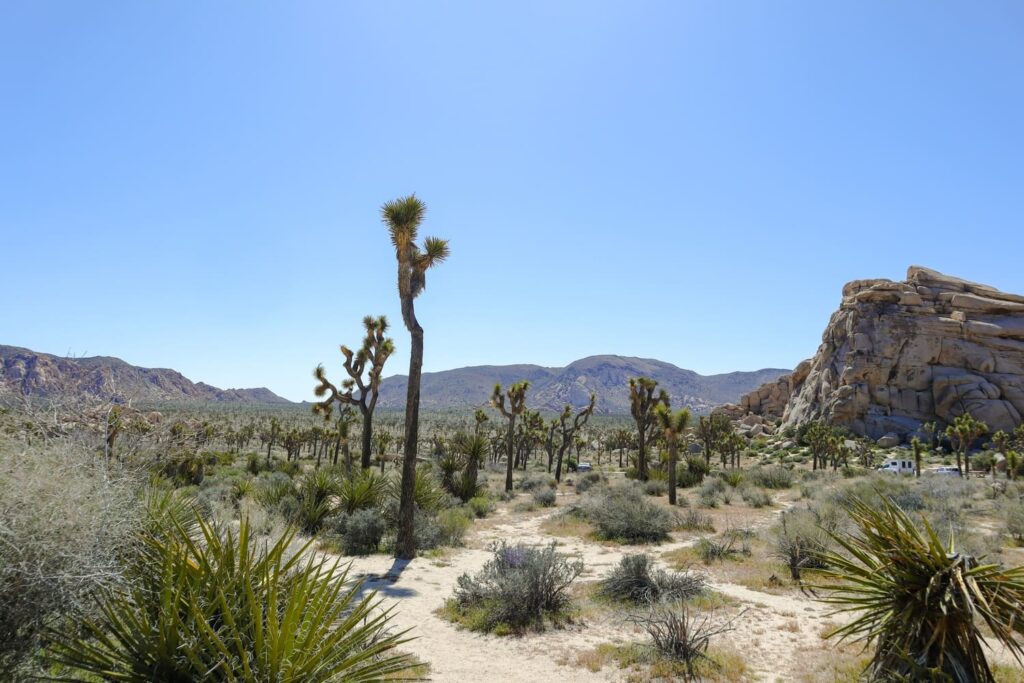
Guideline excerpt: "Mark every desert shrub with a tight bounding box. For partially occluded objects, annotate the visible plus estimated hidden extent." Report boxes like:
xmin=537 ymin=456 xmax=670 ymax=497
xmin=722 ymin=470 xmax=745 ymax=488
xmin=519 ymin=473 xmax=556 ymax=492
xmin=436 ymin=507 xmax=472 ymax=546
xmin=466 ymin=496 xmax=493 ymax=518
xmin=647 ymin=467 xmax=669 ymax=482
xmin=337 ymin=469 xmax=388 ymax=514
xmin=44 ymin=510 xmax=417 ymax=681
xmin=583 ymin=484 xmax=675 ymax=543
xmin=676 ymin=469 xmax=705 ymax=489
xmin=294 ymin=468 xmax=342 ymax=533
xmin=678 ymin=509 xmax=715 ymax=532
xmin=325 ymin=508 xmax=387 ymax=555
xmin=834 ymin=476 xmax=925 ymax=513
xmin=774 ymin=507 xmax=837 ymax=581
xmin=162 ymin=450 xmax=206 ymax=486
xmin=741 ymin=486 xmax=772 ymax=508
xmin=533 ymin=487 xmax=557 ymax=507
xmin=695 ymin=527 xmax=752 ymax=564
xmin=254 ymin=472 xmax=295 ymax=509
xmin=246 ymin=453 xmax=271 ymax=475
xmin=0 ymin=442 xmax=143 ymax=677
xmin=599 ymin=554 xmax=705 ymax=604
xmin=575 ymin=471 xmax=605 ymax=493
xmin=273 ymin=459 xmax=301 ymax=477
xmin=626 ymin=603 xmax=740 ymax=679
xmin=698 ymin=478 xmax=724 ymax=508
xmin=450 ymin=541 xmax=583 ymax=633
xmin=644 ymin=479 xmax=667 ymax=496
xmin=1004 ymin=500 xmax=1024 ymax=544
xmin=746 ymin=466 xmax=794 ymax=489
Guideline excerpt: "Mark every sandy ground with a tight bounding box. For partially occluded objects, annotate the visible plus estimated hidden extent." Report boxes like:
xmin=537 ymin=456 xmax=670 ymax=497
xmin=336 ymin=490 xmax=852 ymax=682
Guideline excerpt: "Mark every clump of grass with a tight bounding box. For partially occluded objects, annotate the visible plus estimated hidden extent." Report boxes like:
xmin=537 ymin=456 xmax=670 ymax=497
xmin=677 ymin=509 xmax=715 ymax=533
xmin=599 ymin=554 xmax=705 ymax=604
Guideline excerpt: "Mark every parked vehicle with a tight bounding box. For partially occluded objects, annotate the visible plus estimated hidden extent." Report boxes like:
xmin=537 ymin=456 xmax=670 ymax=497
xmin=927 ymin=466 xmax=962 ymax=477
xmin=576 ymin=462 xmax=593 ymax=473
xmin=878 ymin=459 xmax=916 ymax=475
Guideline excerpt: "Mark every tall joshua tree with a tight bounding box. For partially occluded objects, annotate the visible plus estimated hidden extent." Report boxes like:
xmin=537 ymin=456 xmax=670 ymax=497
xmin=384 ymin=194 xmax=449 ymax=559
xmin=654 ymin=403 xmax=691 ymax=505
xmin=490 ymin=381 xmax=530 ymax=492
xmin=554 ymin=394 xmax=596 ymax=482
xmin=628 ymin=377 xmax=669 ymax=481
xmin=313 ymin=315 xmax=394 ymax=470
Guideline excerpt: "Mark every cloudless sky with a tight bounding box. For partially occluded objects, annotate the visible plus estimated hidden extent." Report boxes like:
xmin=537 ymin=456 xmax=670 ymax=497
xmin=2 ymin=2 xmax=1023 ymax=401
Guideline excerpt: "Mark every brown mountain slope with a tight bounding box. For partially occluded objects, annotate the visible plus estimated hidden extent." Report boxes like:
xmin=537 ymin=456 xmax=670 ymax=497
xmin=0 ymin=345 xmax=293 ymax=405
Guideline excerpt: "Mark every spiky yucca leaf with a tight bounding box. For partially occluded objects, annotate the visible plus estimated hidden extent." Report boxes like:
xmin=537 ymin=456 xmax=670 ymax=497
xmin=45 ymin=511 xmax=419 ymax=682
xmin=815 ymin=495 xmax=1024 ymax=682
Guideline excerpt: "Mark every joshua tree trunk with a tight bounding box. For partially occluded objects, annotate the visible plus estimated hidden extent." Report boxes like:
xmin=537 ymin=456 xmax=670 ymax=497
xmin=504 ymin=413 xmax=516 ymax=492
xmin=361 ymin=408 xmax=373 ymax=470
xmin=636 ymin=428 xmax=648 ymax=481
xmin=667 ymin=440 xmax=678 ymax=506
xmin=396 ymin=321 xmax=423 ymax=559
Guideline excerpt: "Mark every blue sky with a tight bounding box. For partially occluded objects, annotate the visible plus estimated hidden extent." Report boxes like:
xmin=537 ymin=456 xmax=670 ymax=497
xmin=2 ymin=2 xmax=1023 ymax=401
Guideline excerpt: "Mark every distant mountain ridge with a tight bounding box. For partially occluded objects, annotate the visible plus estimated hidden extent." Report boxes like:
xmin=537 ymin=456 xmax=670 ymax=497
xmin=0 ymin=345 xmax=294 ymax=405
xmin=377 ymin=355 xmax=790 ymax=415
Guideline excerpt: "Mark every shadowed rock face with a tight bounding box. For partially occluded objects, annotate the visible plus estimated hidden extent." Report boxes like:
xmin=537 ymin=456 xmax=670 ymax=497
xmin=778 ymin=266 xmax=1024 ymax=440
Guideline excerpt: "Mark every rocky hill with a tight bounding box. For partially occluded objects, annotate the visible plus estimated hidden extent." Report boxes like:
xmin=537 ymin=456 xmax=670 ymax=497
xmin=766 ymin=266 xmax=1024 ymax=440
xmin=0 ymin=345 xmax=294 ymax=405
xmin=377 ymin=355 xmax=789 ymax=415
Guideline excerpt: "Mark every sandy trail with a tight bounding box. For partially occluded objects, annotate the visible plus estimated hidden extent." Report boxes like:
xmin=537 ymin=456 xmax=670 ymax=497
xmin=334 ymin=491 xmax=843 ymax=682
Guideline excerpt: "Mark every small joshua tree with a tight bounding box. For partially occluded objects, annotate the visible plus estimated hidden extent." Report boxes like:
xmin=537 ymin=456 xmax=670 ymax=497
xmin=553 ymin=394 xmax=596 ymax=482
xmin=945 ymin=412 xmax=988 ymax=476
xmin=313 ymin=315 xmax=394 ymax=470
xmin=491 ymin=381 xmax=530 ymax=492
xmin=654 ymin=402 xmax=691 ymax=505
xmin=629 ymin=377 xmax=668 ymax=481
xmin=695 ymin=413 xmax=730 ymax=469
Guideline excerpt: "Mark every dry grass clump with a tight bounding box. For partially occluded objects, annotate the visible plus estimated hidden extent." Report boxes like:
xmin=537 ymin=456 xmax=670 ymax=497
xmin=599 ymin=554 xmax=706 ymax=604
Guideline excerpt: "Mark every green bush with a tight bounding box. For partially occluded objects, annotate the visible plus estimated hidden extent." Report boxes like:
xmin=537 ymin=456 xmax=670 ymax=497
xmin=575 ymin=471 xmax=606 ymax=493
xmin=644 ymin=479 xmax=667 ymax=496
xmin=43 ymin=509 xmax=418 ymax=681
xmin=329 ymin=509 xmax=387 ymax=555
xmin=532 ymin=487 xmax=557 ymax=507
xmin=518 ymin=473 xmax=556 ymax=492
xmin=599 ymin=554 xmax=705 ymax=604
xmin=741 ymin=486 xmax=772 ymax=508
xmin=450 ymin=541 xmax=583 ymax=633
xmin=466 ymin=496 xmax=494 ymax=518
xmin=583 ymin=484 xmax=675 ymax=543
xmin=436 ymin=507 xmax=473 ymax=546
xmin=746 ymin=466 xmax=794 ymax=489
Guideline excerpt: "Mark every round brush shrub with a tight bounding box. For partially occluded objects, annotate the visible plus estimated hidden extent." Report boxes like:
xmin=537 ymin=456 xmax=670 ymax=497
xmin=449 ymin=541 xmax=584 ymax=633
xmin=583 ymin=484 xmax=675 ymax=543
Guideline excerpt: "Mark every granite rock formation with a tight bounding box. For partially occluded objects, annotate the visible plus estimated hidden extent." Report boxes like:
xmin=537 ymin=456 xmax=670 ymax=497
xmin=778 ymin=266 xmax=1024 ymax=440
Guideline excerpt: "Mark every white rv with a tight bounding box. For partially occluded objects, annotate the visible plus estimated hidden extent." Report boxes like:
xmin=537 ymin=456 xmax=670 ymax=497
xmin=878 ymin=458 xmax=915 ymax=475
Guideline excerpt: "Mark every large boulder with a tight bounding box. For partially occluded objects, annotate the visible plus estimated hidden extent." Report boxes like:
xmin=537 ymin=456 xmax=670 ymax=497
xmin=779 ymin=266 xmax=1024 ymax=439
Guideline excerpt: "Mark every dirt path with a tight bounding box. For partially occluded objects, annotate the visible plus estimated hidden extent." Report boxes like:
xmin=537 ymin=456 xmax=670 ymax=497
xmin=335 ymin=492 xmax=842 ymax=682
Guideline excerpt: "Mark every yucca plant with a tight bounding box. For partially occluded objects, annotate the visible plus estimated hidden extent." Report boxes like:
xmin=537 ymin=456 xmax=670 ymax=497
xmin=816 ymin=495 xmax=1024 ymax=682
xmin=44 ymin=509 xmax=420 ymax=682
xmin=338 ymin=469 xmax=389 ymax=515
